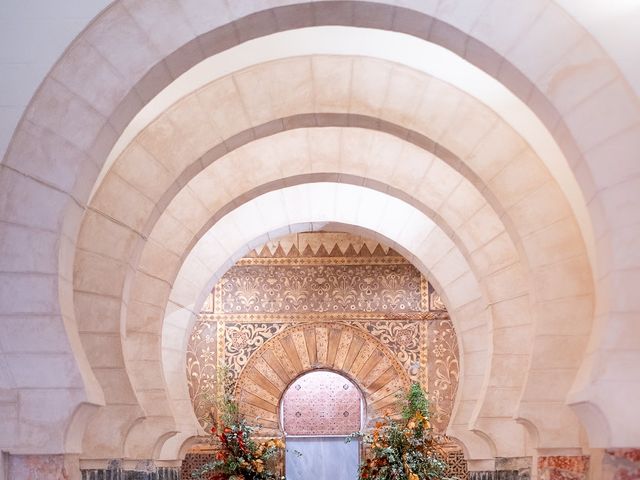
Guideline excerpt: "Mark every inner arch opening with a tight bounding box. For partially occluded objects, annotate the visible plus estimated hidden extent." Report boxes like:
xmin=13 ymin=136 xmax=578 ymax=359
xmin=281 ymin=370 xmax=364 ymax=480
xmin=281 ymin=370 xmax=365 ymax=437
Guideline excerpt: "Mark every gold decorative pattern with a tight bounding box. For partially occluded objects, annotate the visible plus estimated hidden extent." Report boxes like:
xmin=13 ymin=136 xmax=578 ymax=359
xmin=420 ymin=275 xmax=429 ymax=311
xmin=215 ymin=263 xmax=425 ymax=314
xmin=291 ymin=329 xmax=311 ymax=369
xmin=197 ymin=311 xmax=449 ymax=323
xmin=236 ymin=256 xmax=410 ymax=266
xmin=428 ymin=319 xmax=460 ymax=431
xmin=186 ymin=233 xmax=459 ymax=437
xmin=188 ymin=317 xmax=458 ymax=432
xmin=316 ymin=326 xmax=328 ymax=364
xmin=445 ymin=449 xmax=469 ymax=480
xmin=350 ymin=341 xmax=376 ymax=377
xmin=349 ymin=321 xmax=421 ymax=381
xmin=216 ymin=314 xmax=225 ymax=408
xmin=243 ymin=232 xmax=400 ymax=260
xmin=430 ymin=291 xmax=447 ymax=311
xmin=420 ymin=320 xmax=429 ymax=388
xmin=187 ymin=320 xmax=217 ymax=425
xmin=224 ymin=323 xmax=290 ymax=382
xmin=234 ymin=323 xmax=411 ymax=434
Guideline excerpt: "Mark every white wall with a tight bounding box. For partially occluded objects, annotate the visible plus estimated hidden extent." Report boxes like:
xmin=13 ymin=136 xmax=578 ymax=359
xmin=0 ymin=0 xmax=111 ymax=157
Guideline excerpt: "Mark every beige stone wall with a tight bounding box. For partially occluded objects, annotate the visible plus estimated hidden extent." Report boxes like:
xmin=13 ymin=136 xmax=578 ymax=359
xmin=0 ymin=2 xmax=638 ymax=478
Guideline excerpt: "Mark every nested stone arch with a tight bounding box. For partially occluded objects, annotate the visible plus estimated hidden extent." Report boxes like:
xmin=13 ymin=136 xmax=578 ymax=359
xmin=8 ymin=0 xmax=616 ymax=296
xmin=152 ymin=184 xmax=494 ymax=461
xmin=2 ymin=0 xmax=637 ymax=457
xmin=155 ymin=182 xmax=513 ymax=461
xmin=112 ymin=126 xmax=588 ymax=452
xmin=127 ymin=160 xmax=511 ymax=452
xmin=78 ymin=124 xmax=513 ymax=461
xmin=77 ymin=106 xmax=590 ymax=459
xmin=233 ymin=322 xmax=413 ymax=436
xmin=72 ymin=56 xmax=592 ymax=459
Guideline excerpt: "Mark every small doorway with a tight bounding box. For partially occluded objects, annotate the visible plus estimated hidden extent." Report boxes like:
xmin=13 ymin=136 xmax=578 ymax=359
xmin=281 ymin=370 xmax=364 ymax=480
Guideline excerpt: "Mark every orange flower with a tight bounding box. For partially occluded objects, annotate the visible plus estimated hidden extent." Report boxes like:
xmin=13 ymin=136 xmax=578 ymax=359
xmin=252 ymin=459 xmax=265 ymax=473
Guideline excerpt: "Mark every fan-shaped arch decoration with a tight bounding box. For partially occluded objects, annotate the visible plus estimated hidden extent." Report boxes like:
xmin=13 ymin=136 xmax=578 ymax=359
xmin=234 ymin=322 xmax=411 ymax=436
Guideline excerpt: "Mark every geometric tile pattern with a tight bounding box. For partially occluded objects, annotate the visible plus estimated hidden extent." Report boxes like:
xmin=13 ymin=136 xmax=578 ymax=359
xmin=445 ymin=449 xmax=469 ymax=480
xmin=281 ymin=370 xmax=362 ymax=435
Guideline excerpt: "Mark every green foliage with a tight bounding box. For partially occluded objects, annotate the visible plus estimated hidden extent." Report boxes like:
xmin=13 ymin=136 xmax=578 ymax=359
xmin=350 ymin=383 xmax=456 ymax=480
xmin=190 ymin=417 xmax=285 ymax=480
xmin=402 ymin=382 xmax=429 ymax=420
xmin=191 ymin=401 xmax=286 ymax=480
xmin=192 ymin=369 xmax=286 ymax=480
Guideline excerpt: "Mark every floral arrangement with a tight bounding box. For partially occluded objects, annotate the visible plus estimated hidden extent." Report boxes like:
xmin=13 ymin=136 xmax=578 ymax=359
xmin=350 ymin=383 xmax=455 ymax=480
xmin=191 ymin=419 xmax=285 ymax=480
xmin=192 ymin=371 xmax=286 ymax=480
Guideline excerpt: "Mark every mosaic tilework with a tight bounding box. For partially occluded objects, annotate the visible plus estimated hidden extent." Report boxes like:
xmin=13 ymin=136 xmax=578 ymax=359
xmin=445 ymin=449 xmax=470 ymax=480
xmin=281 ymin=371 xmax=362 ymax=435
xmin=538 ymin=455 xmax=588 ymax=480
xmin=603 ymin=449 xmax=640 ymax=480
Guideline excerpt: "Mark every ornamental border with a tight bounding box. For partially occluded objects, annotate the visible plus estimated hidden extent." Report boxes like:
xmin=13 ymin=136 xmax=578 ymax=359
xmin=197 ymin=311 xmax=450 ymax=324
